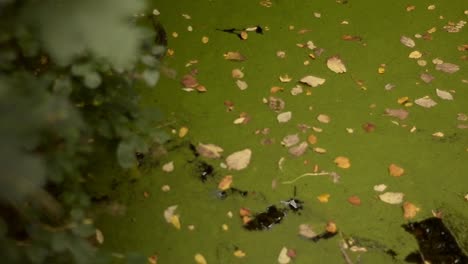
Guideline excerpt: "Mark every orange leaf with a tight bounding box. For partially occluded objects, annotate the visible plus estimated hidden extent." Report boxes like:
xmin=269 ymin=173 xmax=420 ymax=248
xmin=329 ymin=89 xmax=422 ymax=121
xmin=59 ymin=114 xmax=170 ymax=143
xmin=389 ymin=164 xmax=405 ymax=177
xmin=307 ymin=134 xmax=317 ymax=144
xmin=325 ymin=221 xmax=337 ymax=233
xmin=403 ymin=202 xmax=420 ymax=219
xmin=239 ymin=207 xmax=251 ymax=217
xmin=347 ymin=195 xmax=361 ymax=206
xmin=334 ymin=156 xmax=351 ymax=169
xmin=317 ymin=193 xmax=330 ymax=203
xmin=218 ymin=175 xmax=233 ymax=190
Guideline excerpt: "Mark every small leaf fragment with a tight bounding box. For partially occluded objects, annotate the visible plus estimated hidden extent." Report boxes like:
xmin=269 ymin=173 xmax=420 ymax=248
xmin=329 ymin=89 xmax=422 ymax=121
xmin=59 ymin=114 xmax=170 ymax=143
xmin=379 ymin=192 xmax=404 ymax=204
xmin=300 ymin=75 xmax=326 ymax=87
xmin=281 ymin=134 xmax=300 ymax=147
xmin=373 ymin=184 xmax=387 ymax=192
xmin=347 ymin=195 xmax=361 ymax=206
xmin=277 ymin=111 xmax=292 ymax=123
xmin=224 ymin=51 xmax=246 ymax=61
xmin=179 ymin=126 xmax=189 ymax=138
xmin=194 ymin=254 xmax=207 ymax=264
xmin=420 ymin=73 xmax=435 ymax=83
xmin=334 ymin=156 xmax=351 ymax=169
xmin=232 ymin=68 xmax=244 ymax=78
xmin=326 ymin=56 xmax=347 ymax=73
xmin=218 ymin=175 xmax=233 ymax=190
xmin=436 ymin=89 xmax=453 ymax=100
xmin=403 ymin=202 xmax=420 ymax=219
xmin=171 ymin=215 xmax=181 ymax=229
xmin=197 ymin=143 xmax=224 ymax=159
xmin=389 ymin=164 xmax=404 ymax=177
xmin=234 ymin=250 xmax=246 ymax=258
xmin=317 ymin=193 xmax=330 ymax=203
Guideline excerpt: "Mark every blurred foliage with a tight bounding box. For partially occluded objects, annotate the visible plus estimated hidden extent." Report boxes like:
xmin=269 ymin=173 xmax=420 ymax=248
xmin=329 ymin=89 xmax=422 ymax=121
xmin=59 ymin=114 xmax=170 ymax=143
xmin=0 ymin=0 xmax=168 ymax=263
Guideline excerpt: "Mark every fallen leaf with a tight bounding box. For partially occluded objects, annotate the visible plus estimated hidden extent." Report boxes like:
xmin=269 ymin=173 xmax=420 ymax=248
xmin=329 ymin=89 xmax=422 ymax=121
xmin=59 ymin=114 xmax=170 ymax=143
xmin=148 ymin=255 xmax=157 ymax=264
xmin=362 ymin=123 xmax=376 ymax=132
xmin=327 ymin=56 xmax=347 ymax=73
xmin=279 ymin=74 xmax=292 ymax=82
xmin=347 ymin=195 xmax=361 ymax=206
xmin=162 ymin=161 xmax=174 ymax=172
xmin=403 ymin=202 xmax=420 ymax=219
xmin=307 ymin=134 xmax=317 ymax=144
xmin=233 ymin=250 xmax=246 ymax=258
xmin=224 ymin=51 xmax=246 ymax=61
xmin=164 ymin=205 xmax=179 ymax=224
xmin=171 ymin=215 xmax=181 ymax=229
xmin=268 ymin=97 xmax=285 ymax=112
xmin=161 ymin=185 xmax=170 ymax=192
xmin=385 ymin=108 xmax=409 ymax=120
xmin=239 ymin=207 xmax=251 ymax=217
xmin=288 ymin=142 xmax=308 ymax=157
xmin=325 ymin=221 xmax=338 ymax=233
xmin=415 ymin=96 xmax=437 ymax=108
xmin=379 ymin=192 xmax=404 ymax=204
xmin=240 ymin=31 xmax=248 ymax=40
xmin=95 ymin=229 xmax=104 ymax=244
xmin=181 ymin=74 xmax=198 ymax=88
xmin=409 ymin=50 xmax=422 ymax=59
xmin=298 ymin=224 xmax=317 ymax=238
xmin=232 ymin=68 xmax=244 ymax=78
xmin=436 ymin=89 xmax=453 ymax=100
xmin=281 ymin=134 xmax=300 ymax=147
xmin=435 ymin=62 xmax=459 ymax=73
xmin=236 ymin=79 xmax=248 ymax=90
xmin=290 ymin=85 xmax=303 ymax=95
xmin=194 ymin=254 xmax=207 ymax=264
xmin=287 ymin=249 xmax=297 ymax=259
xmin=271 ymin=86 xmax=284 ymax=93
xmin=277 ymin=111 xmax=292 ymax=123
xmin=278 ymin=247 xmax=291 ymax=264
xmin=300 ymin=75 xmax=326 ymax=87
xmin=317 ymin=193 xmax=330 ymax=203
xmin=373 ymin=184 xmax=387 ymax=192
xmin=432 ymin=131 xmax=444 ymax=138
xmin=313 ymin=147 xmax=327 ymax=154
xmin=276 ymin=50 xmax=286 ymax=58
xmin=389 ymin=164 xmax=404 ymax=177
xmin=334 ymin=156 xmax=351 ymax=169
xmin=225 ymin=149 xmax=252 ymax=170
xmin=400 ymin=36 xmax=416 ymax=48
xmin=457 ymin=113 xmax=467 ymax=121
xmin=420 ymin=73 xmax=435 ymax=83
xmin=196 ymin=143 xmax=224 ymax=159
xmin=179 ymin=126 xmax=189 ymax=138
xmin=201 ymin=36 xmax=209 ymax=43
xmin=195 ymin=85 xmax=207 ymax=92
xmin=306 ymin=40 xmax=316 ymax=50
xmin=218 ymin=175 xmax=233 ymax=190
xmin=317 ymin=114 xmax=331 ymax=124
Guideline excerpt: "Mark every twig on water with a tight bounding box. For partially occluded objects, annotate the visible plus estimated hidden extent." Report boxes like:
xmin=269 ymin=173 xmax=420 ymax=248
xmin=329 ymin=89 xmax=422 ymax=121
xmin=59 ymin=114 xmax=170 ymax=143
xmin=339 ymin=242 xmax=354 ymax=264
xmin=281 ymin=171 xmax=340 ymax=185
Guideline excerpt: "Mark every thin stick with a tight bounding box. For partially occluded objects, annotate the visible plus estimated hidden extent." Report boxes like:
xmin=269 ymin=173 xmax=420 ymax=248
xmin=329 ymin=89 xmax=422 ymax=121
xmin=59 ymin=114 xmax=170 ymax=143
xmin=281 ymin=172 xmax=330 ymax=184
xmin=339 ymin=242 xmax=354 ymax=264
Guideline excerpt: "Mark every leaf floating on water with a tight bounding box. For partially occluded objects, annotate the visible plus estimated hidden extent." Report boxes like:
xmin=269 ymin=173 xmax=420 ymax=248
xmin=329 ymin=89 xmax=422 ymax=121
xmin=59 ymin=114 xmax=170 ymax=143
xmin=379 ymin=192 xmax=404 ymax=204
xmin=317 ymin=114 xmax=331 ymax=123
xmin=313 ymin=147 xmax=327 ymax=154
xmin=218 ymin=175 xmax=233 ymax=190
xmin=389 ymin=163 xmax=404 ymax=177
xmin=162 ymin=161 xmax=174 ymax=172
xmin=278 ymin=247 xmax=291 ymax=264
xmin=400 ymin=36 xmax=416 ymax=48
xmin=232 ymin=68 xmax=244 ymax=78
xmin=317 ymin=194 xmax=330 ymax=203
xmin=95 ymin=229 xmax=104 ymax=244
xmin=299 ymin=224 xmax=317 ymax=238
xmin=326 ymin=56 xmax=347 ymax=73
xmin=279 ymin=74 xmax=292 ymax=82
xmin=436 ymin=89 xmax=453 ymax=100
xmin=281 ymin=134 xmax=300 ymax=147
xmin=432 ymin=131 xmax=444 ymax=138
xmin=224 ymin=51 xmax=246 ymax=61
xmin=415 ymin=96 xmax=437 ymax=108
xmin=409 ymin=50 xmax=422 ymax=59
xmin=171 ymin=215 xmax=181 ymax=229
xmin=300 ymin=75 xmax=326 ymax=87
xmin=307 ymin=134 xmax=317 ymax=144
xmin=277 ymin=111 xmax=292 ymax=123
xmin=403 ymin=202 xmax=420 ymax=219
xmin=288 ymin=142 xmax=308 ymax=157
xmin=268 ymin=97 xmax=286 ymax=112
xmin=290 ymin=85 xmax=303 ymax=96
xmin=233 ymin=250 xmax=246 ymax=258
xmin=236 ymin=79 xmax=248 ymax=90
xmin=181 ymin=74 xmax=199 ymax=88
xmin=179 ymin=126 xmax=189 ymax=138
xmin=225 ymin=149 xmax=252 ymax=170
xmin=347 ymin=195 xmax=361 ymax=206
xmin=197 ymin=143 xmax=224 ymax=159
xmin=164 ymin=205 xmax=180 ymax=229
xmin=373 ymin=184 xmax=387 ymax=192
xmin=435 ymin=62 xmax=459 ymax=73
xmin=420 ymin=73 xmax=435 ymax=83
xmin=385 ymin=108 xmax=409 ymax=120
xmin=326 ymin=221 xmax=338 ymax=233
xmin=194 ymin=254 xmax=207 ymax=264
xmin=334 ymin=156 xmax=351 ymax=169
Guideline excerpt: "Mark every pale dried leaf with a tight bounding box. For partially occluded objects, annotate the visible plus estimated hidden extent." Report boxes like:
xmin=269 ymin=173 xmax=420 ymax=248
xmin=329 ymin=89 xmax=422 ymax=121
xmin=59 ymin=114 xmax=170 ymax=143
xmin=95 ymin=229 xmax=104 ymax=244
xmin=385 ymin=108 xmax=409 ymax=120
xmin=373 ymin=184 xmax=387 ymax=192
xmin=232 ymin=68 xmax=244 ymax=78
xmin=277 ymin=111 xmax=292 ymax=123
xmin=334 ymin=156 xmax=351 ymax=169
xmin=379 ymin=192 xmax=404 ymax=204
xmin=197 ymin=143 xmax=224 ymax=159
xmin=317 ymin=114 xmax=330 ymax=123
xmin=435 ymin=62 xmax=459 ymax=73
xmin=236 ymin=79 xmax=248 ymax=90
xmin=194 ymin=254 xmax=207 ymax=264
xmin=400 ymin=36 xmax=416 ymax=48
xmin=298 ymin=224 xmax=317 ymax=239
xmin=300 ymin=75 xmax=326 ymax=87
xmin=415 ymin=96 xmax=437 ymax=108
xmin=409 ymin=50 xmax=422 ymax=59
xmin=290 ymin=85 xmax=303 ymax=95
xmin=327 ymin=56 xmax=347 ymax=73
xmin=288 ymin=142 xmax=308 ymax=157
xmin=436 ymin=89 xmax=453 ymax=100
xmin=420 ymin=73 xmax=435 ymax=83
xmin=281 ymin=134 xmax=300 ymax=147
xmin=224 ymin=51 xmax=246 ymax=61
xmin=278 ymin=247 xmax=291 ymax=264
xmin=225 ymin=149 xmax=252 ymax=170
xmin=162 ymin=161 xmax=174 ymax=172
xmin=164 ymin=205 xmax=178 ymax=223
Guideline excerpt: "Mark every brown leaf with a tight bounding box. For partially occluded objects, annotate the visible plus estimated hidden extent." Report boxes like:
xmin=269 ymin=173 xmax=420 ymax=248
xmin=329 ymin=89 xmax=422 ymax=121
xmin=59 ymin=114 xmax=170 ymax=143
xmin=325 ymin=221 xmax=337 ymax=233
xmin=334 ymin=156 xmax=351 ymax=169
xmin=385 ymin=108 xmax=409 ymax=120
xmin=218 ymin=175 xmax=233 ymax=190
xmin=288 ymin=142 xmax=308 ymax=157
xmin=307 ymin=134 xmax=317 ymax=144
xmin=389 ymin=164 xmax=404 ymax=177
xmin=403 ymin=202 xmax=420 ymax=219
xmin=420 ymin=73 xmax=435 ymax=83
xmin=224 ymin=51 xmax=246 ymax=61
xmin=347 ymin=195 xmax=361 ymax=206
xmin=181 ymin=74 xmax=198 ymax=88
xmin=435 ymin=62 xmax=459 ymax=73
xmin=362 ymin=123 xmax=376 ymax=132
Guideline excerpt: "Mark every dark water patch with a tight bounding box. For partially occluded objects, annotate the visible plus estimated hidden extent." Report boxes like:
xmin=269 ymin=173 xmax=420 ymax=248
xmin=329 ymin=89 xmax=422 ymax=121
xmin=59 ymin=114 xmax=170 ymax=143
xmin=403 ymin=217 xmax=468 ymax=263
xmin=310 ymin=231 xmax=337 ymax=242
xmin=244 ymin=205 xmax=286 ymax=231
xmin=196 ymin=161 xmax=215 ymax=182
xmin=216 ymin=187 xmax=249 ymax=200
xmin=216 ymin=26 xmax=264 ymax=39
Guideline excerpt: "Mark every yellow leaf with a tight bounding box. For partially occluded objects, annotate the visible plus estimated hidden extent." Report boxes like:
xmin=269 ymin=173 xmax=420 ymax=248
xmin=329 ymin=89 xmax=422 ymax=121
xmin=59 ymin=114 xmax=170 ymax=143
xmin=397 ymin=97 xmax=410 ymax=105
xmin=409 ymin=50 xmax=422 ymax=59
xmin=317 ymin=193 xmax=330 ymax=203
xmin=171 ymin=215 xmax=181 ymax=229
xmin=218 ymin=175 xmax=233 ymax=190
xmin=334 ymin=156 xmax=351 ymax=169
xmin=179 ymin=126 xmax=189 ymax=138
xmin=201 ymin=36 xmax=209 ymax=44
xmin=233 ymin=250 xmax=246 ymax=258
xmin=389 ymin=164 xmax=404 ymax=177
xmin=307 ymin=134 xmax=317 ymax=144
xmin=194 ymin=253 xmax=207 ymax=264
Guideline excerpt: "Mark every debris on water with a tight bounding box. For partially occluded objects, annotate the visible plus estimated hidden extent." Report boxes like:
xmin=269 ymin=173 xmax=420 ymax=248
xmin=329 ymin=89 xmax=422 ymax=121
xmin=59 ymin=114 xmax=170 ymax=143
xmin=281 ymin=198 xmax=304 ymax=212
xmin=244 ymin=205 xmax=286 ymax=230
xmin=403 ymin=217 xmax=468 ymax=263
xmin=311 ymin=231 xmax=337 ymax=242
xmin=216 ymin=187 xmax=249 ymax=200
xmin=216 ymin=26 xmax=263 ymax=39
xmin=196 ymin=161 xmax=214 ymax=182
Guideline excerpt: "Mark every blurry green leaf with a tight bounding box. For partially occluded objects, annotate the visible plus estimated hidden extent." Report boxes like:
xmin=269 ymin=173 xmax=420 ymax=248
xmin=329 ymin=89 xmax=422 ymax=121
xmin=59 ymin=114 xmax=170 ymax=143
xmin=142 ymin=69 xmax=159 ymax=86
xmin=70 ymin=208 xmax=84 ymax=221
xmin=117 ymin=140 xmax=137 ymax=168
xmin=52 ymin=77 xmax=72 ymax=95
xmin=51 ymin=232 xmax=68 ymax=252
xmin=84 ymin=72 xmax=101 ymax=89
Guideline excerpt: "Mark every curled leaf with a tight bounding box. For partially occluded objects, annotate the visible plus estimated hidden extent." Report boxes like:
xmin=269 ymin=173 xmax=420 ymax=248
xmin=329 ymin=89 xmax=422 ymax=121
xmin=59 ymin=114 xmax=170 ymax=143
xmin=300 ymin=75 xmax=326 ymax=87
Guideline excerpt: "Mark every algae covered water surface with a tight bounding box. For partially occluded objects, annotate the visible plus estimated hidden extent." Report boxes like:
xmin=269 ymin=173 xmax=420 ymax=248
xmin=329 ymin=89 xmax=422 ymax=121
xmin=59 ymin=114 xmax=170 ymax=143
xmin=93 ymin=1 xmax=467 ymax=263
